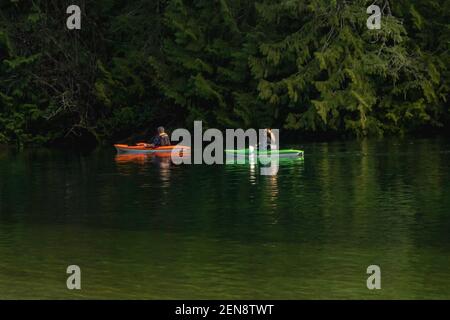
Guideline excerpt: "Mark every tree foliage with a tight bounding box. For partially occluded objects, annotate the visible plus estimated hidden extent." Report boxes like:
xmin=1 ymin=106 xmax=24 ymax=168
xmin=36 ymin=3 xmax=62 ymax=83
xmin=0 ymin=0 xmax=448 ymax=145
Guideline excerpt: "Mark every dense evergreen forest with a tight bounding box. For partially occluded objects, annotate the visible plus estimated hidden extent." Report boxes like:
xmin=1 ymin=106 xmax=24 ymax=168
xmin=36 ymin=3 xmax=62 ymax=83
xmin=0 ymin=0 xmax=449 ymax=146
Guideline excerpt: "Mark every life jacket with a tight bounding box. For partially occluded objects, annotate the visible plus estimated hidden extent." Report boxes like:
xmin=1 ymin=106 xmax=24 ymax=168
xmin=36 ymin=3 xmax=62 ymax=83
xmin=159 ymin=132 xmax=171 ymax=146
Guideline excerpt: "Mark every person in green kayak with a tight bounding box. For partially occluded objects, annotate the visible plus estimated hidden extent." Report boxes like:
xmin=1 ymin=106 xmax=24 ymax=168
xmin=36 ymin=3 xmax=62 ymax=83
xmin=145 ymin=126 xmax=171 ymax=148
xmin=260 ymin=128 xmax=276 ymax=150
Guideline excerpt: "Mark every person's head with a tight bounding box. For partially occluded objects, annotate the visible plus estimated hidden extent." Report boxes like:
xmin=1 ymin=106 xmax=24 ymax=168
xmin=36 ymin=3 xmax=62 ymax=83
xmin=157 ymin=126 xmax=165 ymax=134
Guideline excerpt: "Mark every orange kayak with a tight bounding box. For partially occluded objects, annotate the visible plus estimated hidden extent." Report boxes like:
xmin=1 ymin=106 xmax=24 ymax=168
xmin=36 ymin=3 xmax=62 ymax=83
xmin=114 ymin=144 xmax=191 ymax=155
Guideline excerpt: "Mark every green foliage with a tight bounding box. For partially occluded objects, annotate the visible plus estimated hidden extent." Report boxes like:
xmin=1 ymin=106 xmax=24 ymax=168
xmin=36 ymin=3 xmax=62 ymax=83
xmin=249 ymin=0 xmax=447 ymax=136
xmin=0 ymin=0 xmax=448 ymax=145
xmin=149 ymin=0 xmax=258 ymax=128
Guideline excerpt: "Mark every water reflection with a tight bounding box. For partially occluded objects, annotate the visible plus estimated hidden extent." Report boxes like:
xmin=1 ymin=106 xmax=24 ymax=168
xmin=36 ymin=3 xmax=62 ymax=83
xmin=115 ymin=153 xmax=153 ymax=165
xmin=155 ymin=156 xmax=172 ymax=189
xmin=115 ymin=153 xmax=176 ymax=190
xmin=249 ymin=155 xmax=257 ymax=184
xmin=1 ymin=138 xmax=449 ymax=299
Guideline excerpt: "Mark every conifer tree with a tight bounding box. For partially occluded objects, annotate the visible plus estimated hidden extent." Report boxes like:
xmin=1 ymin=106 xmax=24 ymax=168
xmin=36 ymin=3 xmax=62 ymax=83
xmin=249 ymin=0 xmax=443 ymax=136
xmin=150 ymin=0 xmax=258 ymax=128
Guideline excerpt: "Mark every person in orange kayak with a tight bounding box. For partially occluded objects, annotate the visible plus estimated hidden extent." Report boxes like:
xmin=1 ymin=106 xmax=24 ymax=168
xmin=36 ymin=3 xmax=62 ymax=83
xmin=146 ymin=126 xmax=171 ymax=148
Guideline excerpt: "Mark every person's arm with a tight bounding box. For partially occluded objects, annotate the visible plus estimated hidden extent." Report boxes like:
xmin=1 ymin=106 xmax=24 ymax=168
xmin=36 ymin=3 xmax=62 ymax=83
xmin=152 ymin=135 xmax=161 ymax=147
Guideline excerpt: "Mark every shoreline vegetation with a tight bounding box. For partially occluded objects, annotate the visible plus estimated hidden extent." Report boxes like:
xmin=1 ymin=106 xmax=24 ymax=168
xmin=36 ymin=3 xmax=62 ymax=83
xmin=0 ymin=0 xmax=449 ymax=147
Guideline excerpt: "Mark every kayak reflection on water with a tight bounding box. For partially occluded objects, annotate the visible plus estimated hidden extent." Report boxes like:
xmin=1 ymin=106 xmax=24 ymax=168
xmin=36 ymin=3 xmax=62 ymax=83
xmin=115 ymin=153 xmax=180 ymax=165
xmin=115 ymin=152 xmax=303 ymax=182
xmin=115 ymin=153 xmax=152 ymax=165
xmin=115 ymin=152 xmax=174 ymax=185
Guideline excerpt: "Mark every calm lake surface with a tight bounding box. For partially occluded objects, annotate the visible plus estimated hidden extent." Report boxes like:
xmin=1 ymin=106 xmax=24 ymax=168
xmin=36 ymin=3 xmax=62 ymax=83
xmin=0 ymin=137 xmax=449 ymax=299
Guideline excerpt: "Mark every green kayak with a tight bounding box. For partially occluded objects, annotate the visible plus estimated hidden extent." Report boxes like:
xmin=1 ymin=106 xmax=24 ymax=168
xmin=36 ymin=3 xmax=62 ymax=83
xmin=225 ymin=148 xmax=304 ymax=158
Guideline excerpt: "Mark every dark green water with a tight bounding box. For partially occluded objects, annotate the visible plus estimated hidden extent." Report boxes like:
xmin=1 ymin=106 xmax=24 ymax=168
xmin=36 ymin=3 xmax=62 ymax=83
xmin=0 ymin=137 xmax=449 ymax=299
